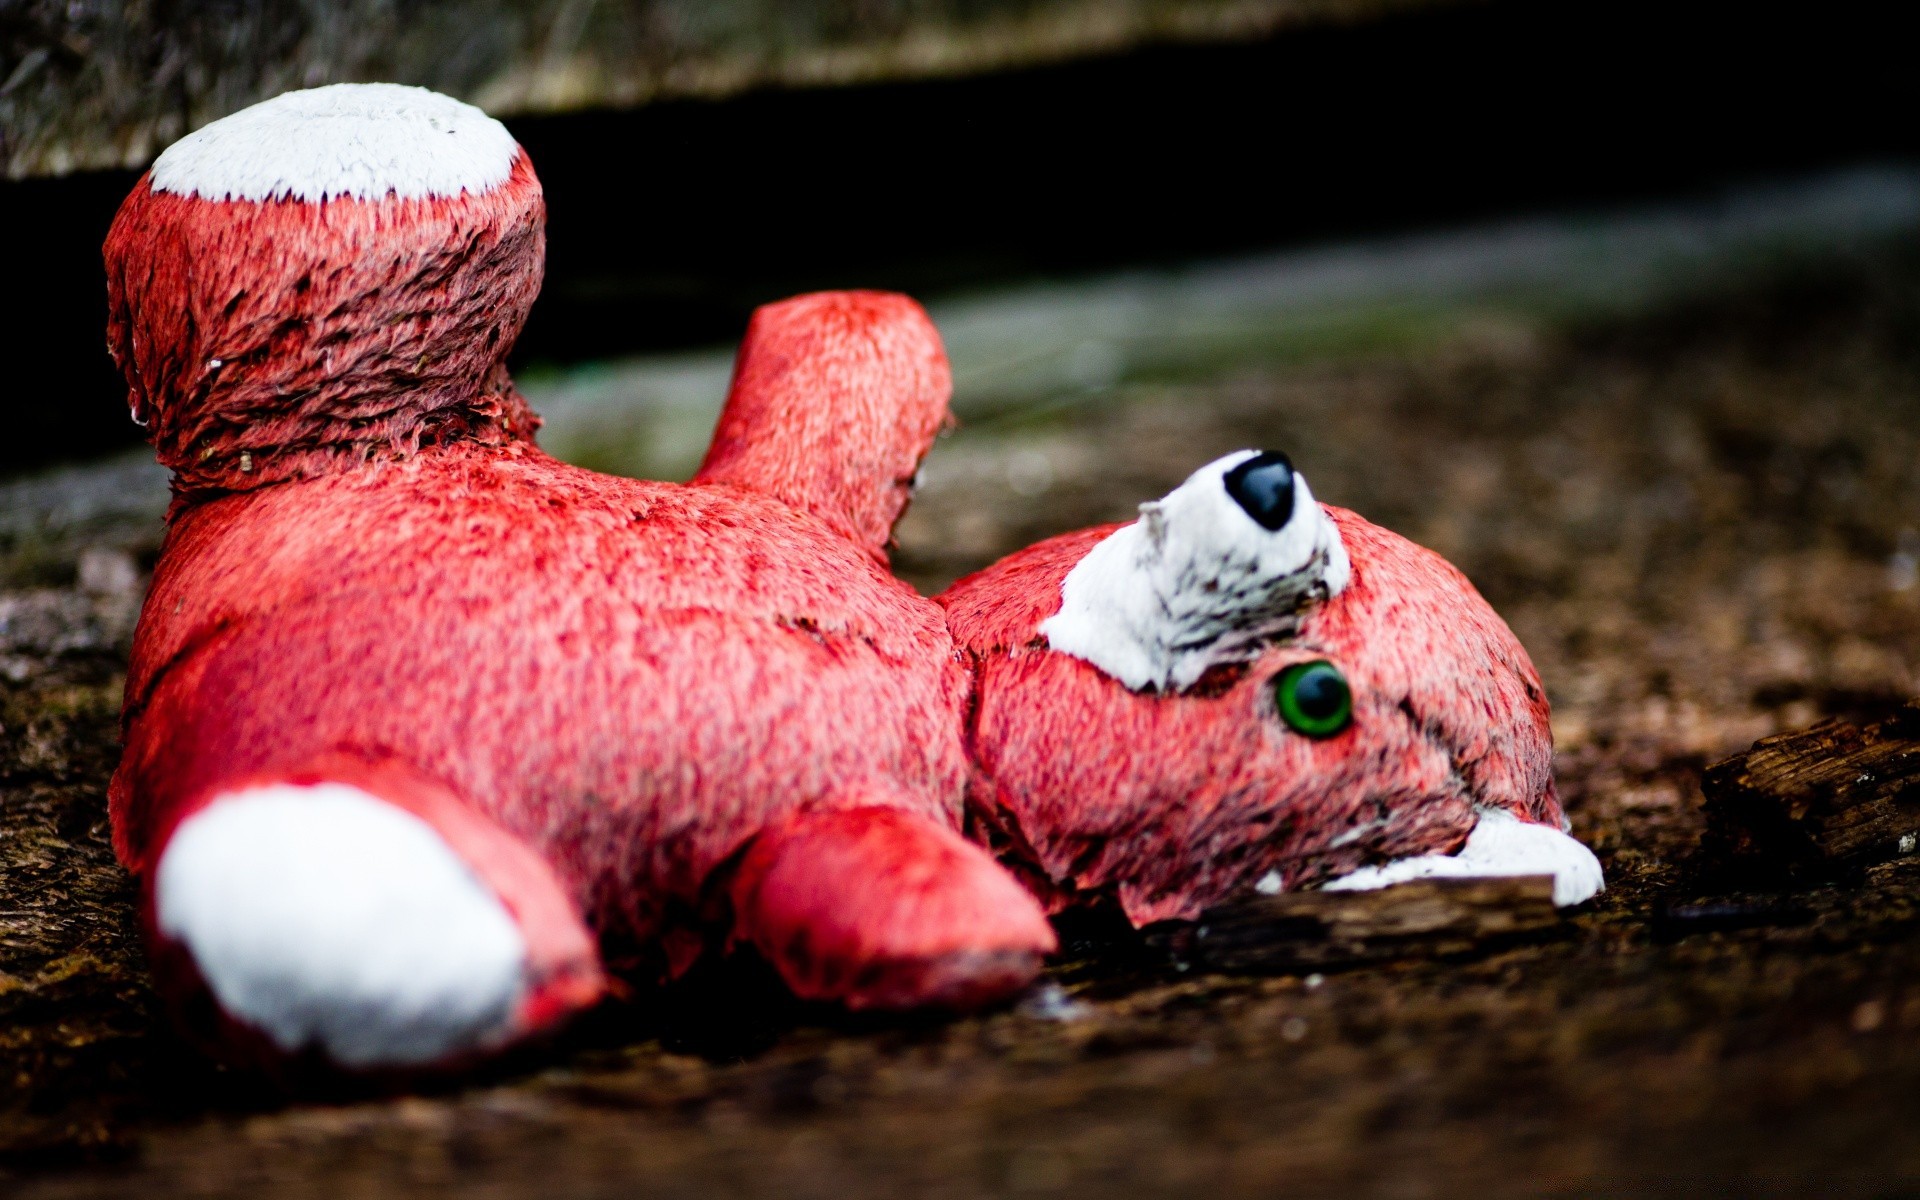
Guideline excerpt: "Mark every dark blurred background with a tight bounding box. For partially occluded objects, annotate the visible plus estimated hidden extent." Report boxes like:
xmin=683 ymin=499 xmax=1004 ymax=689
xmin=1 ymin=0 xmax=1913 ymax=474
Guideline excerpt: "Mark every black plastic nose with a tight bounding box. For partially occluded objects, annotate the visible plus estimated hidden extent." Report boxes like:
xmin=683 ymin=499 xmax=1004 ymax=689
xmin=1222 ymin=451 xmax=1297 ymax=531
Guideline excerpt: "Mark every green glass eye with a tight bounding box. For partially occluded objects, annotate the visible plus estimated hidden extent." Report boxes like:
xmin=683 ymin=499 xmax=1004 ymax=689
xmin=1274 ymin=660 xmax=1352 ymax=738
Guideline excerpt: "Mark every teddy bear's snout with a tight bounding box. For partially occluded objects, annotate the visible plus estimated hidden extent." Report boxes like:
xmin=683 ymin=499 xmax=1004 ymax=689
xmin=1039 ymin=449 xmax=1353 ymax=691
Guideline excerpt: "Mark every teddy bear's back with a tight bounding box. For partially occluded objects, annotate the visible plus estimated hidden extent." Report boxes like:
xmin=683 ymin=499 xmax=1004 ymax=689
xmin=940 ymin=506 xmax=1557 ymax=924
xmin=114 ymin=445 xmax=969 ymax=944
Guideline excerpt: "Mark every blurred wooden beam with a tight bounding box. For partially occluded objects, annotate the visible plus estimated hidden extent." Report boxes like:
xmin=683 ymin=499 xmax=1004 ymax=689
xmin=0 ymin=0 xmax=1473 ymax=179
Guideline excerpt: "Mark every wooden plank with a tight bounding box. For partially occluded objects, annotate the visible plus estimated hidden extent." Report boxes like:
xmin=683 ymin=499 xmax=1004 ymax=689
xmin=1701 ymin=702 xmax=1920 ymax=879
xmin=1146 ymin=875 xmax=1562 ymax=973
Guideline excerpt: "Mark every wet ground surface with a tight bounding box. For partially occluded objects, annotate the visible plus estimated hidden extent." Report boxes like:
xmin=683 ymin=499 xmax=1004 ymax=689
xmin=5 ymin=233 xmax=1920 ymax=1197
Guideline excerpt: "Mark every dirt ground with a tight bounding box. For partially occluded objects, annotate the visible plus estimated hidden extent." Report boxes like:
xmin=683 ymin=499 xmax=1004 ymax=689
xmin=4 ymin=242 xmax=1920 ymax=1197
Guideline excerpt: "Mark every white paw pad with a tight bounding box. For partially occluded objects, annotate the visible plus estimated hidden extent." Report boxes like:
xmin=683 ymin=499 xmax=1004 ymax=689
xmin=1322 ymin=807 xmax=1605 ymax=907
xmin=155 ymin=783 xmax=529 ymax=1067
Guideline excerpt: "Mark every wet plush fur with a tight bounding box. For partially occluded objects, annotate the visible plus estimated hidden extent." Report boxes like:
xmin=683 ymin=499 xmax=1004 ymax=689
xmin=938 ymin=511 xmax=1560 ymax=924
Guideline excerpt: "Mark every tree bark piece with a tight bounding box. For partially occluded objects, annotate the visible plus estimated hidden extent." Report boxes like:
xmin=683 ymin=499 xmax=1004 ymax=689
xmin=1701 ymin=702 xmax=1920 ymax=880
xmin=1146 ymin=876 xmax=1561 ymax=973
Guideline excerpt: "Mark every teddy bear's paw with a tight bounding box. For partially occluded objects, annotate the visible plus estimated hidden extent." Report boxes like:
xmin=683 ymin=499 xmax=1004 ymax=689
xmin=1321 ymin=807 xmax=1605 ymax=908
xmin=730 ymin=806 xmax=1058 ymax=1011
xmin=155 ymin=782 xmax=542 ymax=1068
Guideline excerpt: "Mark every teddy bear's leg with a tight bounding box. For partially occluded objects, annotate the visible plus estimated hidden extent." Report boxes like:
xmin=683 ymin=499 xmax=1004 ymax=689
xmin=729 ymin=805 xmax=1057 ymax=1010
xmin=148 ymin=769 xmax=604 ymax=1070
xmin=1322 ymin=807 xmax=1605 ymax=907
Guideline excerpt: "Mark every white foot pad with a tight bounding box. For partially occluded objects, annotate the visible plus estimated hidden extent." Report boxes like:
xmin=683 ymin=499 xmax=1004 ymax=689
xmin=150 ymin=83 xmax=518 ymax=204
xmin=1322 ymin=807 xmax=1605 ymax=907
xmin=155 ymin=783 xmax=529 ymax=1067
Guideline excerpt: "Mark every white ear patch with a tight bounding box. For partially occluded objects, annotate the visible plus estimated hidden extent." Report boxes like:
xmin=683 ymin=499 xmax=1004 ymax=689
xmin=1321 ymin=807 xmax=1606 ymax=907
xmin=150 ymin=83 xmax=519 ymax=204
xmin=1040 ymin=450 xmax=1350 ymax=691
xmin=154 ymin=782 xmax=529 ymax=1067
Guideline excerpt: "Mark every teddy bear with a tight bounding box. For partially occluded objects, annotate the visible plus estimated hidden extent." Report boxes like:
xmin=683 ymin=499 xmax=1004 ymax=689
xmin=102 ymin=82 xmax=1599 ymax=1075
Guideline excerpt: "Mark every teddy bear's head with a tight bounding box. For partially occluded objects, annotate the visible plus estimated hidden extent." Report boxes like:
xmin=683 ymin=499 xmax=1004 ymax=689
xmin=944 ymin=450 xmax=1563 ymax=923
xmin=104 ymin=84 xmax=545 ymax=495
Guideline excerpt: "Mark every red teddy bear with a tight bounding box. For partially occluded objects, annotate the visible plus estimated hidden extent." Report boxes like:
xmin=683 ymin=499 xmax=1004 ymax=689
xmin=103 ymin=84 xmax=1598 ymax=1073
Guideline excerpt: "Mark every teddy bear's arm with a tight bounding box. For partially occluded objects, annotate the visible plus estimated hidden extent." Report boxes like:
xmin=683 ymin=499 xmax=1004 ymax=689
xmin=692 ymin=291 xmax=953 ymax=563
xmin=727 ymin=804 xmax=1056 ymax=1010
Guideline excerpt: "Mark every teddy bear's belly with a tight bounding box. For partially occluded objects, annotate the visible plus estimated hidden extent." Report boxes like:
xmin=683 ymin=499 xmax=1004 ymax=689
xmin=123 ymin=589 xmax=968 ymax=939
xmin=117 ymin=462 xmax=970 ymax=943
xmin=151 ymin=614 xmax=962 ymax=929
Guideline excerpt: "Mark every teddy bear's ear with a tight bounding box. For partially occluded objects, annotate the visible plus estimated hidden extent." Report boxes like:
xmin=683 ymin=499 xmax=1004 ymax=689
xmin=1138 ymin=500 xmax=1168 ymax=548
xmin=1039 ymin=450 xmax=1351 ymax=692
